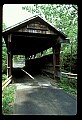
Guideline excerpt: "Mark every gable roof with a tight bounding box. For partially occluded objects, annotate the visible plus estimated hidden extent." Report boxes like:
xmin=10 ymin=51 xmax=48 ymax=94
xmin=3 ymin=14 xmax=67 ymax=39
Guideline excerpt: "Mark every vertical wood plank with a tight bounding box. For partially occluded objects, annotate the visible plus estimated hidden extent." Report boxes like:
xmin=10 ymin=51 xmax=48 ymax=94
xmin=53 ymin=47 xmax=56 ymax=79
xmin=53 ymin=43 xmax=61 ymax=79
xmin=55 ymin=43 xmax=61 ymax=79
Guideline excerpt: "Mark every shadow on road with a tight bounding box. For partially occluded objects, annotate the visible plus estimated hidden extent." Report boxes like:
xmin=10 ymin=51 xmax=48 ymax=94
xmin=13 ymin=85 xmax=77 ymax=115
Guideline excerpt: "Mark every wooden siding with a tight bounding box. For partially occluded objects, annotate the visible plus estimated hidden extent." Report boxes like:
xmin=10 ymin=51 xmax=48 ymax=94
xmin=17 ymin=21 xmax=55 ymax=34
xmin=24 ymin=54 xmax=54 ymax=75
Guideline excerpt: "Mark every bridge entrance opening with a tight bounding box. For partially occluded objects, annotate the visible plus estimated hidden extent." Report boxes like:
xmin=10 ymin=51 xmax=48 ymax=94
xmin=13 ymin=55 xmax=25 ymax=68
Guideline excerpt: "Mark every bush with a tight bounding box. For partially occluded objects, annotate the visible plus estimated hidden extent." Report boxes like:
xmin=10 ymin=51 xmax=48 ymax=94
xmin=60 ymin=77 xmax=77 ymax=88
xmin=2 ymin=85 xmax=15 ymax=115
xmin=2 ymin=39 xmax=7 ymax=74
xmin=58 ymin=76 xmax=77 ymax=95
xmin=2 ymin=74 xmax=8 ymax=81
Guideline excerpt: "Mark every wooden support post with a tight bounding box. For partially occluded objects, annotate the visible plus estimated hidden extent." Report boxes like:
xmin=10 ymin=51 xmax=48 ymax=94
xmin=53 ymin=43 xmax=61 ymax=80
xmin=53 ymin=47 xmax=56 ymax=79
xmin=7 ymin=34 xmax=12 ymax=77
xmin=55 ymin=43 xmax=61 ymax=79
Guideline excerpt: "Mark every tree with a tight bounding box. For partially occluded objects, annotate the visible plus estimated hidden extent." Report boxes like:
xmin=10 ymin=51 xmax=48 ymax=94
xmin=2 ymin=23 xmax=7 ymax=73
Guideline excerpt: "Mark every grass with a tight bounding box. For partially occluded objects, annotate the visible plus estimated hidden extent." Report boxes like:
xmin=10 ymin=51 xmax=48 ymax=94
xmin=2 ymin=74 xmax=8 ymax=81
xmin=2 ymin=85 xmax=15 ymax=115
xmin=57 ymin=77 xmax=77 ymax=95
xmin=42 ymin=71 xmax=77 ymax=96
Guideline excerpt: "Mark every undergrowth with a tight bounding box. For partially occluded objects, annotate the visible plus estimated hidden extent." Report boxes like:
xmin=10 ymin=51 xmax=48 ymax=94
xmin=2 ymin=74 xmax=8 ymax=81
xmin=2 ymin=85 xmax=15 ymax=115
xmin=57 ymin=77 xmax=77 ymax=95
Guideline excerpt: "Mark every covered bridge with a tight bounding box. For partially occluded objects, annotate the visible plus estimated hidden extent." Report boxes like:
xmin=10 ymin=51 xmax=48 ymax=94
xmin=2 ymin=15 xmax=69 ymax=79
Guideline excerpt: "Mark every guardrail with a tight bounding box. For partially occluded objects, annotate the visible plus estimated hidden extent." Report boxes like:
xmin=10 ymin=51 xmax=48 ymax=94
xmin=61 ymin=72 xmax=77 ymax=79
xmin=2 ymin=75 xmax=12 ymax=91
xmin=41 ymin=69 xmax=77 ymax=79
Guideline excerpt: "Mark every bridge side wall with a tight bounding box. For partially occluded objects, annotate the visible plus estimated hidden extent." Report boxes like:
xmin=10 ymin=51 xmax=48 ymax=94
xmin=25 ymin=52 xmax=60 ymax=79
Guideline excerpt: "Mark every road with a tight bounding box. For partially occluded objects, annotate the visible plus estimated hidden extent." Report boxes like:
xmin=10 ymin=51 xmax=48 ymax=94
xmin=13 ymin=75 xmax=77 ymax=115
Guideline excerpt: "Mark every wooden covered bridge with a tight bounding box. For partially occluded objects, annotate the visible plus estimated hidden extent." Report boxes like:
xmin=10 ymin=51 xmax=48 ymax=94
xmin=2 ymin=15 xmax=69 ymax=80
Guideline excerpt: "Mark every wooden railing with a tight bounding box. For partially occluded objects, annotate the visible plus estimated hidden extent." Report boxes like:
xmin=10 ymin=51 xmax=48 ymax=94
xmin=2 ymin=75 xmax=12 ymax=91
xmin=61 ymin=72 xmax=77 ymax=79
xmin=41 ymin=69 xmax=77 ymax=79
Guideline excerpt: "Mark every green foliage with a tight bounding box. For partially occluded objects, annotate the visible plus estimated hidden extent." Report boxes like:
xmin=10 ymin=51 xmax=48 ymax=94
xmin=2 ymin=38 xmax=7 ymax=74
xmin=60 ymin=77 xmax=77 ymax=88
xmin=2 ymin=85 xmax=15 ymax=115
xmin=2 ymin=74 xmax=8 ymax=81
xmin=2 ymin=23 xmax=7 ymax=31
xmin=35 ymin=47 xmax=53 ymax=58
xmin=44 ymin=47 xmax=53 ymax=55
xmin=2 ymin=23 xmax=7 ymax=74
xmin=13 ymin=55 xmax=25 ymax=63
xmin=58 ymin=77 xmax=77 ymax=95
xmin=60 ymin=40 xmax=77 ymax=73
xmin=36 ymin=52 xmax=41 ymax=58
xmin=58 ymin=83 xmax=77 ymax=95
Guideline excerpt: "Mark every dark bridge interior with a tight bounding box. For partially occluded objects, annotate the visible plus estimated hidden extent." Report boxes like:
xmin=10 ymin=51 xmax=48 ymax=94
xmin=9 ymin=32 xmax=58 ymax=56
xmin=12 ymin=54 xmax=54 ymax=79
xmin=11 ymin=32 xmax=55 ymax=78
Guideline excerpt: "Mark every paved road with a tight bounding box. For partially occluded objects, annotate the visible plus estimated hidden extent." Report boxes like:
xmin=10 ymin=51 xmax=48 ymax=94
xmin=13 ymin=75 xmax=77 ymax=115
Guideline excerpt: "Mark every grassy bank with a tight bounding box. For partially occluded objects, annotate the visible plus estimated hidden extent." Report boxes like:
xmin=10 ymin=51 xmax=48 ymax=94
xmin=2 ymin=74 xmax=8 ymax=82
xmin=2 ymin=85 xmax=15 ymax=115
xmin=42 ymin=72 xmax=77 ymax=96
xmin=57 ymin=76 xmax=77 ymax=95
